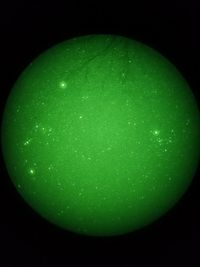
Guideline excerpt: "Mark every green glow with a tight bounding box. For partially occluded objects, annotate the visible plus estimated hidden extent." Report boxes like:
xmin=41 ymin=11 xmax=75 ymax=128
xmin=1 ymin=35 xmax=200 ymax=236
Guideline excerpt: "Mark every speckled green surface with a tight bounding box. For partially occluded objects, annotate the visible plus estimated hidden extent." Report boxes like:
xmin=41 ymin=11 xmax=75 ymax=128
xmin=2 ymin=35 xmax=200 ymax=236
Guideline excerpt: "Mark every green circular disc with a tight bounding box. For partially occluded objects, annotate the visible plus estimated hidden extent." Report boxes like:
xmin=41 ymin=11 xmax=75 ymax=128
xmin=1 ymin=35 xmax=200 ymax=236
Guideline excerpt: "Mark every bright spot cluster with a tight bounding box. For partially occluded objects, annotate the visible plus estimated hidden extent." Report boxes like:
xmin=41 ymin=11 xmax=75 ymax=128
xmin=2 ymin=34 xmax=199 ymax=236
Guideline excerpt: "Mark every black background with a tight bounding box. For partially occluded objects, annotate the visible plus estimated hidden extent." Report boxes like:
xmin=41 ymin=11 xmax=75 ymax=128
xmin=0 ymin=0 xmax=200 ymax=266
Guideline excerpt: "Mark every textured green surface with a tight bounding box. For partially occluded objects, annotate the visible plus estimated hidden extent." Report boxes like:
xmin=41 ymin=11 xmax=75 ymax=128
xmin=2 ymin=35 xmax=200 ymax=236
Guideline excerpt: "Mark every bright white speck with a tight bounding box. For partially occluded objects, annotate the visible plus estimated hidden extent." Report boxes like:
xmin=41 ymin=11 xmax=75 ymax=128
xmin=48 ymin=165 xmax=53 ymax=171
xmin=23 ymin=138 xmax=32 ymax=146
xmin=59 ymin=81 xmax=67 ymax=88
xmin=29 ymin=168 xmax=35 ymax=175
xmin=153 ymin=130 xmax=160 ymax=136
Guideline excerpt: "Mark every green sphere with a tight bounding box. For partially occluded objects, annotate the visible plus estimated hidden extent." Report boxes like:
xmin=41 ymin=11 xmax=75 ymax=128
xmin=2 ymin=35 xmax=200 ymax=236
